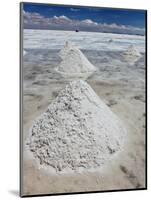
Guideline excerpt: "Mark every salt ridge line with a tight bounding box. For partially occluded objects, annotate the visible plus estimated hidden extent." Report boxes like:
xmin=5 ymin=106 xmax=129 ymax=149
xmin=26 ymin=80 xmax=126 ymax=173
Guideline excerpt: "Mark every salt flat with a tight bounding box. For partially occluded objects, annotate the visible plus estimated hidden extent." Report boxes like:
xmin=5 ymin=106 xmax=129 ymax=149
xmin=24 ymin=29 xmax=145 ymax=52
xmin=22 ymin=29 xmax=146 ymax=195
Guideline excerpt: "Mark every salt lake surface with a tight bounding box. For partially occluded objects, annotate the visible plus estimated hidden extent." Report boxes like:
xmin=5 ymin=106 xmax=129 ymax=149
xmin=24 ymin=29 xmax=145 ymax=52
xmin=22 ymin=29 xmax=146 ymax=195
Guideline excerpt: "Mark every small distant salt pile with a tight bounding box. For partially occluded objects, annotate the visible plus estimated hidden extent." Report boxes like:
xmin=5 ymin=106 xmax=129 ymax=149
xmin=55 ymin=41 xmax=96 ymax=79
xmin=27 ymin=80 xmax=126 ymax=173
xmin=123 ymin=45 xmax=141 ymax=64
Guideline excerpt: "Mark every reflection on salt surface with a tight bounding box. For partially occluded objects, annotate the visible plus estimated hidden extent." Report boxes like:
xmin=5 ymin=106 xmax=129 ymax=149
xmin=23 ymin=29 xmax=145 ymax=94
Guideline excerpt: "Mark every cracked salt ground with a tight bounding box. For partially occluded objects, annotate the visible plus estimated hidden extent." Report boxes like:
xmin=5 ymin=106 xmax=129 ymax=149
xmin=26 ymin=80 xmax=126 ymax=173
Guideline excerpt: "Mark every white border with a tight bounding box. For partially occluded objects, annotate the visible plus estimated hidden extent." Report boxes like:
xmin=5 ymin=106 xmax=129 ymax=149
xmin=0 ymin=0 xmax=150 ymax=199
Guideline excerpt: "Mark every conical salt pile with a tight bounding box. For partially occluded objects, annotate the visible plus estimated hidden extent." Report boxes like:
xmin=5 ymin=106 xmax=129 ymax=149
xmin=123 ymin=45 xmax=141 ymax=64
xmin=55 ymin=41 xmax=96 ymax=79
xmin=27 ymin=80 xmax=126 ymax=173
xmin=59 ymin=41 xmax=77 ymax=59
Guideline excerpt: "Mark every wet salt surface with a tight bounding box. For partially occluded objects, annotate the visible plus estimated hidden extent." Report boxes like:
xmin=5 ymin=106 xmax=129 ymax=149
xmin=23 ymin=49 xmax=145 ymax=91
xmin=22 ymin=33 xmax=146 ymax=194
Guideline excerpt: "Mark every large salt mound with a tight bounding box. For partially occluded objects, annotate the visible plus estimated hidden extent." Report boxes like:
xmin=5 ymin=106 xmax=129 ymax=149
xmin=123 ymin=45 xmax=141 ymax=64
xmin=27 ymin=80 xmax=126 ymax=173
xmin=56 ymin=41 xmax=96 ymax=79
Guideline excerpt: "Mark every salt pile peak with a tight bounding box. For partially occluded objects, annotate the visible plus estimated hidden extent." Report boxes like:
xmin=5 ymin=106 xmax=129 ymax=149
xmin=27 ymin=80 xmax=126 ymax=173
xmin=123 ymin=45 xmax=141 ymax=63
xmin=56 ymin=41 xmax=96 ymax=79
xmin=59 ymin=41 xmax=80 ymax=59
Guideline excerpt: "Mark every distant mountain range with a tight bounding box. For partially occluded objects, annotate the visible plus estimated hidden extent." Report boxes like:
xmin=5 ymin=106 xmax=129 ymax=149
xmin=23 ymin=11 xmax=145 ymax=36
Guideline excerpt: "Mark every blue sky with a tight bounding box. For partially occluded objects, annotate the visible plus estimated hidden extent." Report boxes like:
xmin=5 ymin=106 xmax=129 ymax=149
xmin=23 ymin=3 xmax=146 ymax=28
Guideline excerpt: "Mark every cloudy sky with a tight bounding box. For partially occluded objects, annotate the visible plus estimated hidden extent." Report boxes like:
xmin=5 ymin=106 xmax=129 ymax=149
xmin=23 ymin=3 xmax=146 ymax=35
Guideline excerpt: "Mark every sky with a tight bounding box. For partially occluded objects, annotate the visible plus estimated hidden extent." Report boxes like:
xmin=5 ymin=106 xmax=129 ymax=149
xmin=23 ymin=3 xmax=146 ymax=35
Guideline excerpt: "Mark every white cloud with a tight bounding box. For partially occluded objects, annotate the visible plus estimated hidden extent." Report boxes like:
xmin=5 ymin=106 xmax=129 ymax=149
xmin=23 ymin=10 xmax=145 ymax=35
xmin=53 ymin=15 xmax=58 ymax=19
xmin=70 ymin=8 xmax=80 ymax=12
xmin=82 ymin=19 xmax=98 ymax=25
xmin=57 ymin=15 xmax=70 ymax=20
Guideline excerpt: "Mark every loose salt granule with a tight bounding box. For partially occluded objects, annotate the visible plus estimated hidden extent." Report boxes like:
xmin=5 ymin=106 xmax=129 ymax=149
xmin=27 ymin=80 xmax=126 ymax=173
